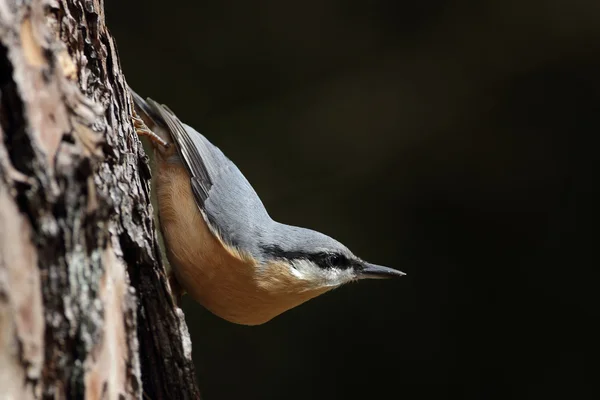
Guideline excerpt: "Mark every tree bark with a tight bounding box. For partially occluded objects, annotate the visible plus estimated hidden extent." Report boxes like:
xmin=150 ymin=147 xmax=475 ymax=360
xmin=0 ymin=0 xmax=201 ymax=398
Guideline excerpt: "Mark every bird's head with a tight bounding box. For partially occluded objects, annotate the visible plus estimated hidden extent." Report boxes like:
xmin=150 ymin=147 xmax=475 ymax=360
xmin=259 ymin=226 xmax=405 ymax=293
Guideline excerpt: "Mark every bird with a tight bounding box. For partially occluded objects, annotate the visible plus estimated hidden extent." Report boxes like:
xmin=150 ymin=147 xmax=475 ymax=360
xmin=129 ymin=87 xmax=405 ymax=325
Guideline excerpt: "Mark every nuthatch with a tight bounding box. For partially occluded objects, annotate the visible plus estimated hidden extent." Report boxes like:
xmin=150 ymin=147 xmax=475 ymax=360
xmin=130 ymin=88 xmax=405 ymax=325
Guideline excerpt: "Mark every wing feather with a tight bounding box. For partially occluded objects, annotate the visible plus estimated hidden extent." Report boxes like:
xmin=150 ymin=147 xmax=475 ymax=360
xmin=130 ymin=89 xmax=273 ymax=257
xmin=138 ymin=95 xmax=213 ymax=208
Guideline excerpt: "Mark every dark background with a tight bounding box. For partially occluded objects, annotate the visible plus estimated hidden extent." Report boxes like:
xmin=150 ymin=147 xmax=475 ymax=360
xmin=106 ymin=1 xmax=598 ymax=399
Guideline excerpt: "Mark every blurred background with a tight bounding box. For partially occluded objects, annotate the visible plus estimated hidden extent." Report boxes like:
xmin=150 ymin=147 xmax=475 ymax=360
xmin=106 ymin=1 xmax=598 ymax=399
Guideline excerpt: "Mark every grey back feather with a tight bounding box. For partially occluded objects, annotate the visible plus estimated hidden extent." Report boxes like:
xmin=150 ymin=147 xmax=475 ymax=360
xmin=181 ymin=124 xmax=352 ymax=262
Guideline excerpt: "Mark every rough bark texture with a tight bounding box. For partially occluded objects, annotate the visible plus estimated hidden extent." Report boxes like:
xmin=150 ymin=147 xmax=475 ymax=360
xmin=0 ymin=0 xmax=201 ymax=398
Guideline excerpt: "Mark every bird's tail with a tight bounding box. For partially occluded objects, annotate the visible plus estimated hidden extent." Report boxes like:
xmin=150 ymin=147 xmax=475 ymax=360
xmin=128 ymin=85 xmax=173 ymax=148
xmin=129 ymin=85 xmax=163 ymax=127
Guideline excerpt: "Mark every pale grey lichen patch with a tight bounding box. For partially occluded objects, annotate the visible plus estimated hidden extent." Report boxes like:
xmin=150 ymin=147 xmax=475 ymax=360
xmin=63 ymin=245 xmax=104 ymax=351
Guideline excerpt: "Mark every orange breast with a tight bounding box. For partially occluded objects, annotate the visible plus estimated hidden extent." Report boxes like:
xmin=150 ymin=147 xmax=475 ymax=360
xmin=154 ymin=160 xmax=331 ymax=325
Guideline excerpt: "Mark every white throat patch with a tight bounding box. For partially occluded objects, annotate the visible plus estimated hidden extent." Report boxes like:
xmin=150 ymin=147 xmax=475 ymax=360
xmin=288 ymin=259 xmax=355 ymax=288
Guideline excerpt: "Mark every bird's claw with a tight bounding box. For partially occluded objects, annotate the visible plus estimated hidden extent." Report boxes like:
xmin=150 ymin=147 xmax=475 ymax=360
xmin=132 ymin=113 xmax=170 ymax=149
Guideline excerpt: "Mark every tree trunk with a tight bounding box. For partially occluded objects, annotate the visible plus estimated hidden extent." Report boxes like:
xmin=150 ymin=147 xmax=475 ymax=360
xmin=0 ymin=0 xmax=201 ymax=398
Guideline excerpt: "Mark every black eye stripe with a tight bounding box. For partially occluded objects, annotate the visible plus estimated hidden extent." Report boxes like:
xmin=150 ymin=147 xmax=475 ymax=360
xmin=326 ymin=254 xmax=350 ymax=269
xmin=260 ymin=245 xmax=354 ymax=270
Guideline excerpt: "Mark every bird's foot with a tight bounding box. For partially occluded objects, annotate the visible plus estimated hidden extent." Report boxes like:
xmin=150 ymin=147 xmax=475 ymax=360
xmin=132 ymin=113 xmax=170 ymax=149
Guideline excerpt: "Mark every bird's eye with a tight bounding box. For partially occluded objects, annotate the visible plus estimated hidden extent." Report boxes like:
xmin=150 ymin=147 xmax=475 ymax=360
xmin=328 ymin=254 xmax=348 ymax=268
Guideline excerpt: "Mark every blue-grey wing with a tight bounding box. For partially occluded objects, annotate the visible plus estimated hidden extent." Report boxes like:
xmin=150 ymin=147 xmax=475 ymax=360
xmin=134 ymin=96 xmax=272 ymax=254
xmin=144 ymin=98 xmax=214 ymax=205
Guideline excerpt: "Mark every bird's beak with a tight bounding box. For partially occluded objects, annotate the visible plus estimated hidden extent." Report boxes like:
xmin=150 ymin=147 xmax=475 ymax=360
xmin=358 ymin=263 xmax=406 ymax=279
